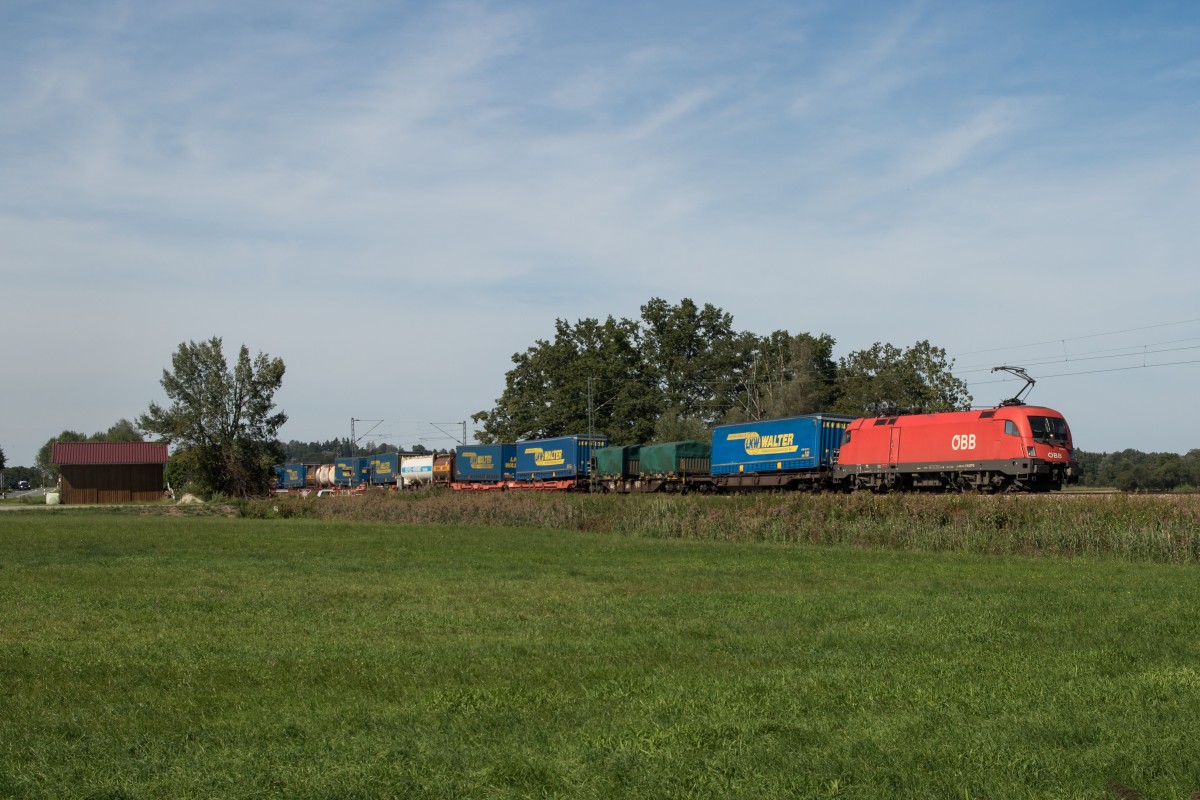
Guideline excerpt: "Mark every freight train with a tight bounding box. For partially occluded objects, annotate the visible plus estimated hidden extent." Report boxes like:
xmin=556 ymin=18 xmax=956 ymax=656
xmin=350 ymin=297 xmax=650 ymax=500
xmin=587 ymin=404 xmax=1077 ymax=494
xmin=274 ymin=451 xmax=457 ymax=494
xmin=273 ymin=435 xmax=610 ymax=494
xmin=275 ymin=402 xmax=1077 ymax=495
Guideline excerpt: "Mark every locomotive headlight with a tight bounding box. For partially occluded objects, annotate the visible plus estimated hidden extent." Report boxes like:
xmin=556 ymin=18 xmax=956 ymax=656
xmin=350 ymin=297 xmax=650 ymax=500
xmin=1027 ymin=446 xmax=1038 ymax=459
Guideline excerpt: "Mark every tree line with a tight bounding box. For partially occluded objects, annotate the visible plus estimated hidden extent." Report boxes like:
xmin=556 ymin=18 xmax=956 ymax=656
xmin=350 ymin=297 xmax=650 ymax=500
xmin=280 ymin=440 xmax=446 ymax=463
xmin=1075 ymin=450 xmax=1200 ymax=492
xmin=472 ymin=297 xmax=972 ymax=444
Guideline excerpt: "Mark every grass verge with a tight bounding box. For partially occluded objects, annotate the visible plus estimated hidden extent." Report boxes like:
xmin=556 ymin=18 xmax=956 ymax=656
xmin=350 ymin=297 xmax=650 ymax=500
xmin=241 ymin=490 xmax=1200 ymax=563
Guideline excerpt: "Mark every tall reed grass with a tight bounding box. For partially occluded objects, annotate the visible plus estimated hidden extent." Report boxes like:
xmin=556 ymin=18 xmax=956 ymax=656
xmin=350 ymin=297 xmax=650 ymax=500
xmin=238 ymin=491 xmax=1200 ymax=562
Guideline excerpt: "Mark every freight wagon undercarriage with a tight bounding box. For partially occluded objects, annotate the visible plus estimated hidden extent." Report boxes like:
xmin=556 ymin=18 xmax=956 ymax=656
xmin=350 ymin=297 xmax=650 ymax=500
xmin=839 ymin=459 xmax=1074 ymax=493
xmin=451 ymin=478 xmax=592 ymax=491
xmin=591 ymin=476 xmax=716 ymax=493
xmin=711 ymin=472 xmax=832 ymax=491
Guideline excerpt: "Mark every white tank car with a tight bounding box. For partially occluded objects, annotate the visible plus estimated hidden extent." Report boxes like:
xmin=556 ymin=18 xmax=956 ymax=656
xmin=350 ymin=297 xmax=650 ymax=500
xmin=311 ymin=464 xmax=337 ymax=488
xmin=400 ymin=455 xmax=434 ymax=488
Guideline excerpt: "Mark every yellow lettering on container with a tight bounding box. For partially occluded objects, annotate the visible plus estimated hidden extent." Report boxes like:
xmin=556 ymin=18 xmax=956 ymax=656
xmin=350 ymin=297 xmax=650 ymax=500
xmin=525 ymin=447 xmax=566 ymax=467
xmin=726 ymin=431 xmax=799 ymax=456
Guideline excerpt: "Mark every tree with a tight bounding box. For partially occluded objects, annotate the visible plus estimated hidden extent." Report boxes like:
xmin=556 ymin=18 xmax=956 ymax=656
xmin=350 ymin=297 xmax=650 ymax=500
xmin=833 ymin=340 xmax=971 ymax=417
xmin=473 ymin=297 xmax=971 ymax=446
xmin=473 ymin=316 xmax=659 ymax=444
xmin=639 ymin=297 xmax=754 ymax=430
xmin=34 ymin=419 xmax=147 ymax=478
xmin=138 ymin=337 xmax=287 ymax=498
xmin=0 ymin=444 xmax=5 ymax=471
xmin=36 ymin=430 xmax=89 ymax=478
xmin=103 ymin=419 xmax=143 ymax=442
xmin=729 ymin=331 xmax=840 ymax=422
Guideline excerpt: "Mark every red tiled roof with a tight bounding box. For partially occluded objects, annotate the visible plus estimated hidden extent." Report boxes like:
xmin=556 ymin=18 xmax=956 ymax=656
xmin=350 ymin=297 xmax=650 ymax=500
xmin=51 ymin=442 xmax=169 ymax=465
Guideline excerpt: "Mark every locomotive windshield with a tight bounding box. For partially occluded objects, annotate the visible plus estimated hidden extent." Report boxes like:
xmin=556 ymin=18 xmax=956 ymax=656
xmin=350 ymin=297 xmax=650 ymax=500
xmin=1027 ymin=415 xmax=1070 ymax=446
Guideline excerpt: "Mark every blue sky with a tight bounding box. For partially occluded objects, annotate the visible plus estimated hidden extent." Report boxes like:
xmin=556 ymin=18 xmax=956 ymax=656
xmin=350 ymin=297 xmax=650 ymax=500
xmin=3 ymin=0 xmax=1199 ymax=466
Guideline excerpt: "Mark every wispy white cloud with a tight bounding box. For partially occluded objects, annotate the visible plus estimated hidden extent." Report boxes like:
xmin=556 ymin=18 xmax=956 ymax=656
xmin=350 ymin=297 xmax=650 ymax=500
xmin=898 ymin=98 xmax=1038 ymax=181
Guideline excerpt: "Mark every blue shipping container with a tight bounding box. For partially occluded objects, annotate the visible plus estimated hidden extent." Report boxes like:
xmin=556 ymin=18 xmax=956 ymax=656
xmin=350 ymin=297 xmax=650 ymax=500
xmin=370 ymin=452 xmax=400 ymax=484
xmin=711 ymin=414 xmax=854 ymax=475
xmin=515 ymin=434 xmax=610 ymax=482
xmin=278 ymin=463 xmax=307 ymax=489
xmin=335 ymin=456 xmax=371 ymax=486
xmin=455 ymin=444 xmax=517 ymax=482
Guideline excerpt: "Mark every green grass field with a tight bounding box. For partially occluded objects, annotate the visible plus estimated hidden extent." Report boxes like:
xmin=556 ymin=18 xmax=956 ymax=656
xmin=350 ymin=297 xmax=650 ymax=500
xmin=2 ymin=510 xmax=1198 ymax=798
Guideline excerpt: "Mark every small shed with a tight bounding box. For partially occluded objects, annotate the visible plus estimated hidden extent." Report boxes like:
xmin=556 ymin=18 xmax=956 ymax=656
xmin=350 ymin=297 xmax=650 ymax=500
xmin=51 ymin=442 xmax=169 ymax=505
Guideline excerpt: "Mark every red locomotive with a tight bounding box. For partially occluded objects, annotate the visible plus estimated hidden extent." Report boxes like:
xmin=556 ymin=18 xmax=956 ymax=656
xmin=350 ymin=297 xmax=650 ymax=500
xmin=835 ymin=404 xmax=1078 ymax=492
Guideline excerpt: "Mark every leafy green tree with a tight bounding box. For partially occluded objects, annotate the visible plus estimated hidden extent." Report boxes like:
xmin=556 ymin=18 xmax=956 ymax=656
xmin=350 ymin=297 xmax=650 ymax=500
xmin=476 ymin=299 xmax=767 ymax=444
xmin=651 ymin=405 xmax=710 ymax=443
xmin=1075 ymin=449 xmax=1200 ymax=491
xmin=639 ymin=298 xmax=755 ymax=430
xmin=103 ymin=419 xmax=143 ymax=442
xmin=474 ymin=298 xmax=973 ymax=446
xmin=0 ymin=444 xmax=5 ymax=471
xmin=283 ymin=439 xmax=351 ymax=463
xmin=1184 ymin=449 xmax=1200 ymax=488
xmin=34 ymin=419 xmax=147 ymax=478
xmin=833 ymin=340 xmax=971 ymax=417
xmin=1073 ymin=450 xmax=1104 ymax=485
xmin=576 ymin=316 xmax=661 ymax=444
xmin=474 ymin=316 xmax=659 ymax=444
xmin=138 ymin=337 xmax=287 ymax=498
xmin=728 ymin=331 xmax=840 ymax=422
xmin=35 ymin=430 xmax=88 ymax=478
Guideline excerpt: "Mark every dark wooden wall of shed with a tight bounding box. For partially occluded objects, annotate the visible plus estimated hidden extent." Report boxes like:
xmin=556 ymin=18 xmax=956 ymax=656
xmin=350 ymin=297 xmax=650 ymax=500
xmin=60 ymin=464 xmax=165 ymax=504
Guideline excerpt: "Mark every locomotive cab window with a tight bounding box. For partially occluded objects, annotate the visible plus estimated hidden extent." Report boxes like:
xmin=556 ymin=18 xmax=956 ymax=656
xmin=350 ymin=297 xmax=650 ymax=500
xmin=1004 ymin=420 xmax=1019 ymax=437
xmin=1027 ymin=415 xmax=1069 ymax=445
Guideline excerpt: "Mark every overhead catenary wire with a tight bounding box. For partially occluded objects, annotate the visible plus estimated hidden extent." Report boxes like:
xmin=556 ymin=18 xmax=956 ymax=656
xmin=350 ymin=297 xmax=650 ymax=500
xmin=953 ymin=316 xmax=1200 ymax=395
xmin=966 ymin=358 xmax=1200 ymax=386
xmin=949 ymin=316 xmax=1200 ymax=359
xmin=955 ymin=342 xmax=1200 ymax=376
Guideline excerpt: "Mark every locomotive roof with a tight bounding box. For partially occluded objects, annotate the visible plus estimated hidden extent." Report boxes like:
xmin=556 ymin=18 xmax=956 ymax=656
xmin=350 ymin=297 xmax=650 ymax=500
xmin=848 ymin=406 xmax=1066 ymax=427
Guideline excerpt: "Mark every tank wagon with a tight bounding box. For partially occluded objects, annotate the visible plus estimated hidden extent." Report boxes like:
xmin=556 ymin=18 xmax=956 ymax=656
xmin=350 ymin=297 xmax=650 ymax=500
xmin=433 ymin=454 xmax=455 ymax=485
xmin=834 ymin=405 xmax=1078 ymax=492
xmin=399 ymin=454 xmax=434 ymax=488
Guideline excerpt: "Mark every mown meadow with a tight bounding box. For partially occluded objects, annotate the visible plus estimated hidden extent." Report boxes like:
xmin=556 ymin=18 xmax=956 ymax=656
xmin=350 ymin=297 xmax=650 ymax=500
xmin=1 ymin=496 xmax=1198 ymax=798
